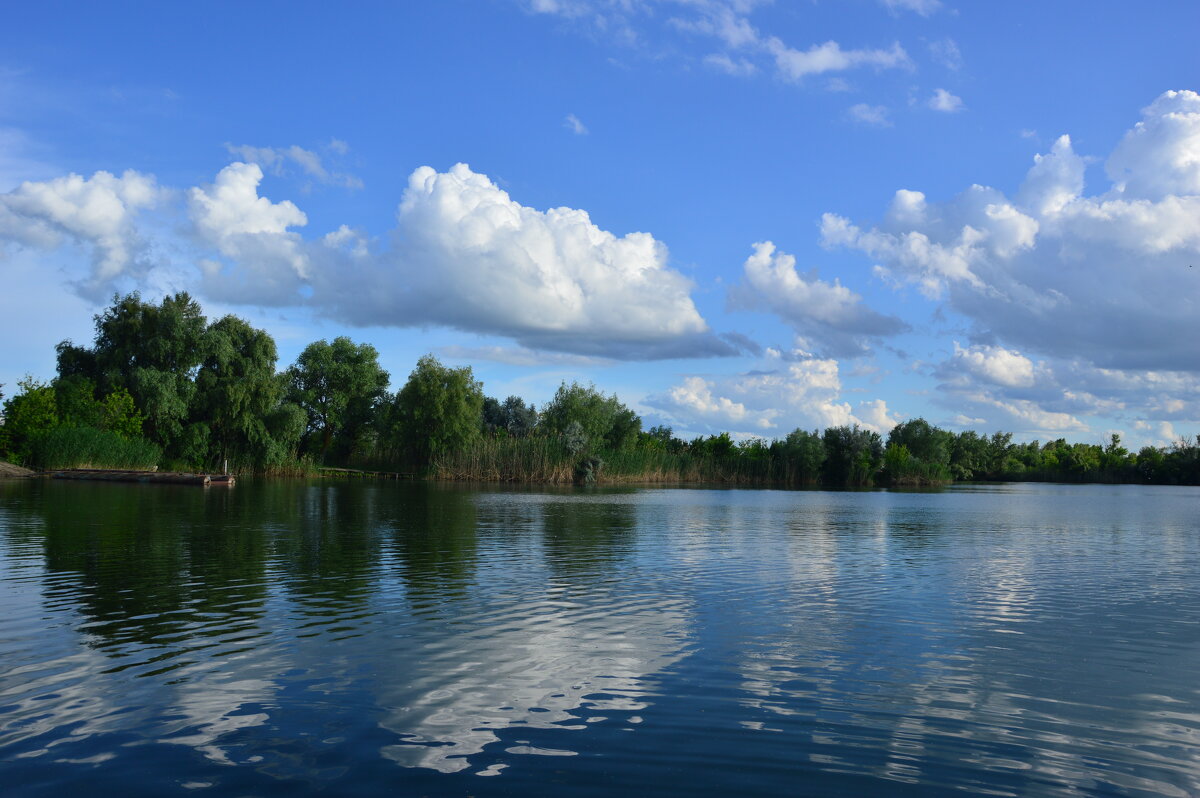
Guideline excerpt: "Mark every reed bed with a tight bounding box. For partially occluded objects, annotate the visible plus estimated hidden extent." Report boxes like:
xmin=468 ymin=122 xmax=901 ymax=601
xmin=429 ymin=437 xmax=825 ymax=487
xmin=31 ymin=426 xmax=162 ymax=471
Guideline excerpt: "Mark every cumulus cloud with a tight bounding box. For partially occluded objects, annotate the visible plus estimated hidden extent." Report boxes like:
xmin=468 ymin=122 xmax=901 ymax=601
xmin=932 ymin=341 xmax=1200 ymax=439
xmin=728 ymin=241 xmax=909 ymax=357
xmin=224 ymin=142 xmax=363 ymax=189
xmin=0 ymin=169 xmax=160 ymax=291
xmin=188 ymin=162 xmax=312 ymax=303
xmin=821 ymin=90 xmax=1200 ymax=372
xmin=928 ymin=88 xmax=963 ymax=113
xmin=951 ymin=342 xmax=1035 ymax=388
xmin=308 ymin=163 xmax=731 ymax=359
xmin=2 ymin=155 xmax=732 ymax=360
xmin=647 ymin=353 xmax=899 ymax=437
xmin=1106 ymin=89 xmax=1200 ymax=199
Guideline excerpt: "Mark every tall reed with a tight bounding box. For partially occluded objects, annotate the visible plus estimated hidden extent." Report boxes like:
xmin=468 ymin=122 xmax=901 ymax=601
xmin=31 ymin=426 xmax=162 ymax=470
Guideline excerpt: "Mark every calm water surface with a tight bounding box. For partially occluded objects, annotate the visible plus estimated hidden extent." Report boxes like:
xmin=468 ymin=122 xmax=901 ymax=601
xmin=0 ymin=479 xmax=1197 ymax=796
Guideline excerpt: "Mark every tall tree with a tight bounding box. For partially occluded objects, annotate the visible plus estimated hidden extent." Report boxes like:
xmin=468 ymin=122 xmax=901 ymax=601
xmin=286 ymin=337 xmax=389 ymax=461
xmin=56 ymin=292 xmax=207 ymax=455
xmin=192 ymin=315 xmax=301 ymax=469
xmin=389 ymin=355 xmax=484 ymax=466
xmin=539 ymin=382 xmax=641 ymax=452
xmin=821 ymin=425 xmax=884 ymax=486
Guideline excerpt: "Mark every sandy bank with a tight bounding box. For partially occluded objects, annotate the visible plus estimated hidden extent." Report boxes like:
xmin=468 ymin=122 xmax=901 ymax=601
xmin=0 ymin=460 xmax=35 ymax=478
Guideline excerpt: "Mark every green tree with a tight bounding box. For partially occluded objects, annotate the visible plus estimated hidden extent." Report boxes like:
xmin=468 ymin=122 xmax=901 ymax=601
xmin=99 ymin=389 xmax=145 ymax=440
xmin=821 ymin=425 xmax=884 ymax=486
xmin=56 ymin=292 xmax=207 ymax=456
xmin=780 ymin=428 xmax=826 ymax=484
xmin=0 ymin=377 xmax=59 ymax=462
xmin=539 ymin=382 xmax=641 ymax=452
xmin=286 ymin=337 xmax=390 ymax=461
xmin=191 ymin=315 xmax=300 ymax=469
xmin=389 ymin=354 xmax=484 ymax=466
xmin=887 ymin=418 xmax=952 ymax=467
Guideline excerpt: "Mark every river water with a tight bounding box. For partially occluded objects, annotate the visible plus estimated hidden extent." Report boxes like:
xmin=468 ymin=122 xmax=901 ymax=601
xmin=0 ymin=478 xmax=1197 ymax=796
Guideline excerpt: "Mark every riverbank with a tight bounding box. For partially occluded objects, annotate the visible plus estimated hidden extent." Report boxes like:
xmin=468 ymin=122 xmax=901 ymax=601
xmin=0 ymin=460 xmax=35 ymax=478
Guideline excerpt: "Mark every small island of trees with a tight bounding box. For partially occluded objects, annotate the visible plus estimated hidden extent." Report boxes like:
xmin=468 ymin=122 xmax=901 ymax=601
xmin=1 ymin=292 xmax=1198 ymax=487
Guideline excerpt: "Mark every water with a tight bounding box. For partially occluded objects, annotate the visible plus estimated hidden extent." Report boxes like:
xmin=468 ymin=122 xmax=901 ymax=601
xmin=1 ymin=479 xmax=1197 ymax=797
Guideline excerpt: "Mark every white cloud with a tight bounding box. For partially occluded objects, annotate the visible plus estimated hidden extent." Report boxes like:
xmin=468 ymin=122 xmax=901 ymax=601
xmin=825 ymin=91 xmax=1200 ymax=372
xmin=881 ymin=0 xmax=941 ymax=16
xmin=663 ymin=375 xmax=769 ymax=429
xmin=648 ymin=354 xmax=899 ymax=437
xmin=928 ymin=38 xmax=962 ymax=70
xmin=524 ymin=1 xmax=912 ymax=88
xmin=1105 ymin=89 xmax=1200 ymax=200
xmin=770 ymin=40 xmax=910 ymax=82
xmin=224 ymin=142 xmax=363 ymax=189
xmin=728 ymin=241 xmax=908 ymax=356
xmin=1 ymin=154 xmax=733 ymax=360
xmin=0 ymin=169 xmax=160 ymax=290
xmin=312 ymin=163 xmax=730 ymax=359
xmin=848 ymin=103 xmax=892 ymax=127
xmin=951 ymin=342 xmax=1035 ymax=388
xmin=932 ymin=341 xmax=1200 ymax=439
xmin=928 ymin=88 xmax=963 ymax=113
xmin=704 ymin=53 xmax=757 ymax=76
xmin=564 ymin=113 xmax=589 ymax=135
xmin=187 ymin=162 xmax=312 ymax=302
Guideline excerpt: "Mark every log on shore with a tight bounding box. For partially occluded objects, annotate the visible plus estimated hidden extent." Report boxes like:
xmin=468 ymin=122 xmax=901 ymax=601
xmin=50 ymin=469 xmax=235 ymax=487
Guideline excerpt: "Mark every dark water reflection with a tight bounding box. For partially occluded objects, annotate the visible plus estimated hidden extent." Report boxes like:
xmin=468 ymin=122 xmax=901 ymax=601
xmin=1 ymin=479 xmax=1198 ymax=796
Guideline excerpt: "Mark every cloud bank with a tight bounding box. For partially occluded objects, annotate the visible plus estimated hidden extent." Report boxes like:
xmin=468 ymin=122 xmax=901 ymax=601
xmin=822 ymin=90 xmax=1200 ymax=373
xmin=0 ymin=159 xmax=733 ymax=360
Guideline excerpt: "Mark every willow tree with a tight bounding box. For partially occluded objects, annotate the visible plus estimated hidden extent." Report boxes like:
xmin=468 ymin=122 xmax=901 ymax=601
xmin=389 ymin=355 xmax=484 ymax=467
xmin=55 ymin=291 xmax=207 ymax=458
xmin=286 ymin=337 xmax=389 ymax=462
xmin=539 ymin=381 xmax=641 ymax=452
xmin=191 ymin=315 xmax=303 ymax=469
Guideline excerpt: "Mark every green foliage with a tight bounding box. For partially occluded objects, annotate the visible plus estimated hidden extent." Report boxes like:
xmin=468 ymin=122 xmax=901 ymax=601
xmin=286 ymin=337 xmax=390 ymax=461
xmin=100 ymin=388 xmax=144 ymax=439
xmin=882 ymin=419 xmax=952 ymax=485
xmin=822 ymin=425 xmax=884 ymax=486
xmin=540 ymin=382 xmax=641 ymax=452
xmin=389 ymin=354 xmax=484 ymax=467
xmin=30 ymin=426 xmax=161 ymax=470
xmin=779 ymin=428 xmax=826 ymax=484
xmin=887 ymin=418 xmax=952 ymax=467
xmin=482 ymin=395 xmax=538 ymax=437
xmin=0 ymin=377 xmax=59 ymax=462
xmin=192 ymin=315 xmax=300 ymax=469
xmin=55 ymin=292 xmax=206 ymax=456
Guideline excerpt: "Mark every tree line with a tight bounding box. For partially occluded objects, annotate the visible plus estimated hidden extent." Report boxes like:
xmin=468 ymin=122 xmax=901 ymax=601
xmin=1 ymin=292 xmax=1198 ymax=486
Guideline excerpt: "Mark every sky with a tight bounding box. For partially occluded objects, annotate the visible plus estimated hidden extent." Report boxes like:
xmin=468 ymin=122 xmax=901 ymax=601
xmin=1 ymin=0 xmax=1198 ymax=448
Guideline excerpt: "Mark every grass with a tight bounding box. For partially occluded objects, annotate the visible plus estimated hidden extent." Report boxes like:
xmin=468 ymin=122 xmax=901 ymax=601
xmin=31 ymin=426 xmax=162 ymax=471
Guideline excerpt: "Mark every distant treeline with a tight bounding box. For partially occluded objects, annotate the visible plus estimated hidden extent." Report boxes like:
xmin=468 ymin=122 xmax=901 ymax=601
xmin=1 ymin=292 xmax=1198 ymax=487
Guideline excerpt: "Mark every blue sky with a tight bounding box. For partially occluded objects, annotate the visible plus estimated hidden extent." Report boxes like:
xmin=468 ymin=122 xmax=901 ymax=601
xmin=2 ymin=0 xmax=1198 ymax=447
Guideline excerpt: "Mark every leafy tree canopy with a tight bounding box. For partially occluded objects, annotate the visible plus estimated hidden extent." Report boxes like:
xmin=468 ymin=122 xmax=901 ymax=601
xmin=286 ymin=336 xmax=390 ymax=461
